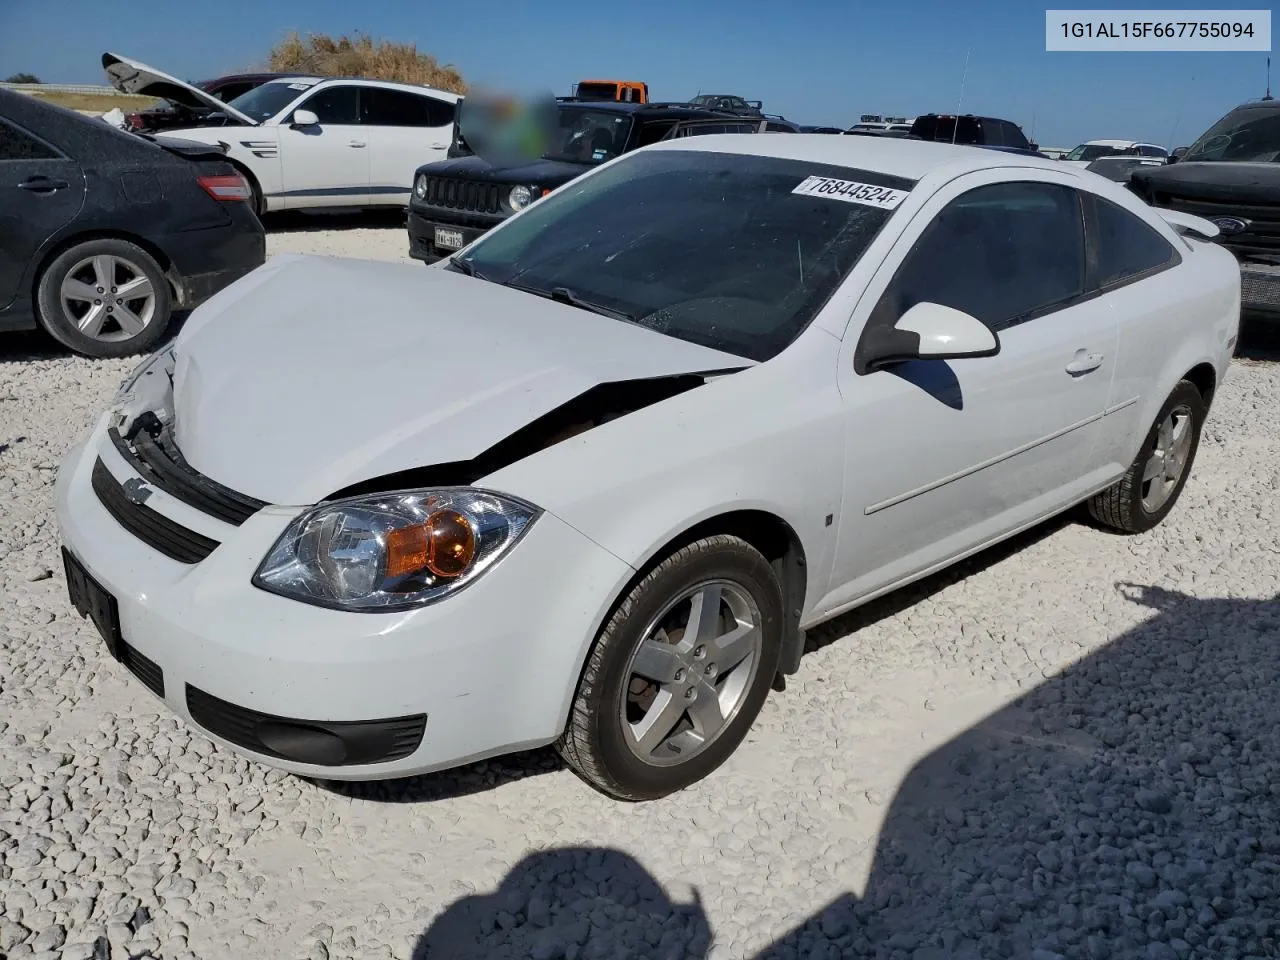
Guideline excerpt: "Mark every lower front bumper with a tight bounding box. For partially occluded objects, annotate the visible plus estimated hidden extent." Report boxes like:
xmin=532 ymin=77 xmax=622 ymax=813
xmin=1240 ymin=262 xmax=1280 ymax=319
xmin=406 ymin=208 xmax=501 ymax=263
xmin=54 ymin=418 xmax=634 ymax=780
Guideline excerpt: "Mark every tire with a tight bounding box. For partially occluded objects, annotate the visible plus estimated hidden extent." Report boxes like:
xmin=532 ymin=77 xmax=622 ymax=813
xmin=36 ymin=238 xmax=172 ymax=359
xmin=557 ymin=535 xmax=783 ymax=801
xmin=1088 ymin=380 xmax=1206 ymax=534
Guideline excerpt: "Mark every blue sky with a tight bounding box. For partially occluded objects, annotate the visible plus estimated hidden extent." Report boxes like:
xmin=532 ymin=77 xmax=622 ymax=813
xmin=0 ymin=0 xmax=1272 ymax=147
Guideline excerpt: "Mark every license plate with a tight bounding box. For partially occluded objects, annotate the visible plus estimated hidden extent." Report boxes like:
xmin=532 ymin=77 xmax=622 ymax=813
xmin=62 ymin=546 xmax=123 ymax=660
xmin=434 ymin=227 xmax=464 ymax=250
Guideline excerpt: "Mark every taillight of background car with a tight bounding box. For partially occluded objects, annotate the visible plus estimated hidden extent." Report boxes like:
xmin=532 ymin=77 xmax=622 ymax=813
xmin=197 ymin=173 xmax=252 ymax=202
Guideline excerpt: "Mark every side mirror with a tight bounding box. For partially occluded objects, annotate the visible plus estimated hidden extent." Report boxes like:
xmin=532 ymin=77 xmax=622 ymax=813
xmin=858 ymin=302 xmax=999 ymax=373
xmin=291 ymin=109 xmax=319 ymax=127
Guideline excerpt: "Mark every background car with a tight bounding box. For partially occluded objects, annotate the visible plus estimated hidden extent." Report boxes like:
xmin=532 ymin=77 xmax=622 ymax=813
xmin=407 ymin=98 xmax=764 ymax=262
xmin=686 ymin=94 xmax=764 ymax=117
xmin=0 ymin=88 xmax=264 ymax=358
xmin=103 ymin=52 xmax=460 ymax=215
xmin=123 ymin=72 xmax=306 ymax=132
xmin=57 ymin=134 xmax=1238 ymax=804
xmin=1060 ymin=139 xmax=1169 ymax=167
xmin=909 ymin=113 xmax=1037 ymax=151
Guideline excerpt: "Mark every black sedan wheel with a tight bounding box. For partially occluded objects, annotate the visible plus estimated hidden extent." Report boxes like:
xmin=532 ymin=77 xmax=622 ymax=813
xmin=37 ymin=238 xmax=171 ymax=359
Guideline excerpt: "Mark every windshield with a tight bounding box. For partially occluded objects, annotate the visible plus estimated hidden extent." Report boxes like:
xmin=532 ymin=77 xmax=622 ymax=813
xmin=226 ymin=81 xmax=311 ymax=122
xmin=1066 ymin=143 xmax=1126 ymax=161
xmin=1181 ymin=107 xmax=1280 ymax=162
xmin=453 ymin=149 xmax=906 ymax=361
xmin=542 ymin=107 xmax=633 ymax=164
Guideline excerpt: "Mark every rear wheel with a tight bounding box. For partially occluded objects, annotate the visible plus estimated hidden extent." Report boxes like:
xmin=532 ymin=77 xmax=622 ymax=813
xmin=557 ymin=535 xmax=783 ymax=801
xmin=35 ymin=238 xmax=171 ymax=359
xmin=1088 ymin=380 xmax=1206 ymax=533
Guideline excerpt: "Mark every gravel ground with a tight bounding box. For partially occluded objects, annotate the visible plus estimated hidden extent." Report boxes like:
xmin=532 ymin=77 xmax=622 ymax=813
xmin=1 ymin=217 xmax=1279 ymax=960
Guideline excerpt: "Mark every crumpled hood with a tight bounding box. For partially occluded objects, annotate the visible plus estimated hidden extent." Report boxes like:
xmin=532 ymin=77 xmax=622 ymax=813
xmin=170 ymin=255 xmax=750 ymax=505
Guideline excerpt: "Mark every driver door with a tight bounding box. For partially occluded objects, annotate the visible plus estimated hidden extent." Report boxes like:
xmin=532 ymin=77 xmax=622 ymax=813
xmin=820 ymin=172 xmax=1118 ymax=611
xmin=277 ymin=85 xmax=370 ymax=209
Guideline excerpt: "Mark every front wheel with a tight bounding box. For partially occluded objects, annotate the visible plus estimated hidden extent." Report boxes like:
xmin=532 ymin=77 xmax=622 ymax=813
xmin=1088 ymin=380 xmax=1206 ymax=533
xmin=557 ymin=535 xmax=783 ymax=801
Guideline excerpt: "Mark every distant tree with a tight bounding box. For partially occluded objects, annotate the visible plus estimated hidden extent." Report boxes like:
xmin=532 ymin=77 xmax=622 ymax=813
xmin=267 ymin=32 xmax=466 ymax=93
xmin=5 ymin=73 xmax=41 ymax=84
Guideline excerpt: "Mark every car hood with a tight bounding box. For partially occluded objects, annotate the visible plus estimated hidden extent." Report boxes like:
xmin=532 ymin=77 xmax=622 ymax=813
xmin=415 ymin=154 xmax=590 ymax=186
xmin=102 ymin=52 xmax=257 ymax=126
xmin=1131 ymin=161 xmax=1280 ymax=204
xmin=168 ymin=255 xmax=751 ymax=505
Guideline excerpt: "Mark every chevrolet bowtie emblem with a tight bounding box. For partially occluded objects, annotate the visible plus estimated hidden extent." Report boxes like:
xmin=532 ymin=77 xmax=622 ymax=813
xmin=121 ymin=477 xmax=153 ymax=505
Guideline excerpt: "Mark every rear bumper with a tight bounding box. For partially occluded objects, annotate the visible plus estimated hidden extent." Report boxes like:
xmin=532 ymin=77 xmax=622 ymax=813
xmin=161 ymin=209 xmax=266 ymax=309
xmin=407 ymin=208 xmax=503 ymax=263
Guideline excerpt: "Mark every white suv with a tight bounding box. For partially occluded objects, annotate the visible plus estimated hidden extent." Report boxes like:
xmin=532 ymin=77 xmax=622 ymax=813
xmin=103 ymin=52 xmax=459 ymax=214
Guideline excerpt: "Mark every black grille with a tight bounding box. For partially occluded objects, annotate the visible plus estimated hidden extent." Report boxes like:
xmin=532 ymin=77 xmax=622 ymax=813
xmin=1151 ymin=193 xmax=1280 ymax=256
xmin=109 ymin=426 xmax=265 ymax=526
xmin=186 ymin=684 xmax=427 ymax=766
xmin=119 ymin=640 xmax=164 ymax=698
xmin=92 ymin=458 xmax=219 ymax=564
xmin=422 ymin=176 xmax=503 ymax=214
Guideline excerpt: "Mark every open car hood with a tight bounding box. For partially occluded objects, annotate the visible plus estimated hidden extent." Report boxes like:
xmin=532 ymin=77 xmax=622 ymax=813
xmin=102 ymin=52 xmax=258 ymax=126
xmin=164 ymin=255 xmax=752 ymax=505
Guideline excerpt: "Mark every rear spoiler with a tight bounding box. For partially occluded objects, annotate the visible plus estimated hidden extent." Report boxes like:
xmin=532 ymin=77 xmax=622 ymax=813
xmin=1156 ymin=209 xmax=1220 ymax=240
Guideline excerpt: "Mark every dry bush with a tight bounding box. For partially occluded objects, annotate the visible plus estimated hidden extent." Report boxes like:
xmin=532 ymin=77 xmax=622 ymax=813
xmin=267 ymin=32 xmax=467 ymax=93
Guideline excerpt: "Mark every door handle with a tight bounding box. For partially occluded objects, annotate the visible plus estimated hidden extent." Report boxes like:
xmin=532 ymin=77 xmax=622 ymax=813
xmin=348 ymin=140 xmax=367 ymax=148
xmin=1065 ymin=351 xmax=1105 ymax=375
xmin=18 ymin=176 xmax=69 ymax=193
xmin=429 ymin=144 xmax=447 ymax=150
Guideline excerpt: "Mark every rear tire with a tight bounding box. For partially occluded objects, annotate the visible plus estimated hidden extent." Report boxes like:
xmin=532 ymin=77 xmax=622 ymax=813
xmin=35 ymin=238 xmax=172 ymax=359
xmin=1088 ymin=380 xmax=1205 ymax=534
xmin=557 ymin=535 xmax=783 ymax=801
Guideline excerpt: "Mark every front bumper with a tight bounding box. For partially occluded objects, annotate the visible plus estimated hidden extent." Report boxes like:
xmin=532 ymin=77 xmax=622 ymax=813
xmin=1240 ymin=261 xmax=1280 ymax=320
xmin=406 ymin=207 xmax=503 ymax=263
xmin=55 ymin=415 xmax=633 ymax=780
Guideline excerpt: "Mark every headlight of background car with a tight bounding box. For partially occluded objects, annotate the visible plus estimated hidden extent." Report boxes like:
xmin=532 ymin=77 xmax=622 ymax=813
xmin=252 ymin=489 xmax=539 ymax=611
xmin=508 ymin=185 xmax=533 ymax=211
xmin=414 ymin=173 xmax=428 ymax=200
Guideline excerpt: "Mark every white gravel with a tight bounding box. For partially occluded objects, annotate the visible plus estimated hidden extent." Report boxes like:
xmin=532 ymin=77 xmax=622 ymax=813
xmin=2 ymin=215 xmax=1279 ymax=960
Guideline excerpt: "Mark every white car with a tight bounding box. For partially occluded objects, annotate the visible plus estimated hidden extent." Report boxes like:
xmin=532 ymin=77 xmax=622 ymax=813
xmin=102 ymin=53 xmax=460 ymax=214
xmin=1060 ymin=139 xmax=1169 ymax=167
xmin=55 ymin=134 xmax=1240 ymax=800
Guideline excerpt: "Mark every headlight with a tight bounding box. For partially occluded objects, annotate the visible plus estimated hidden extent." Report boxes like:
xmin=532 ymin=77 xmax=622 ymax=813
xmin=414 ymin=173 xmax=428 ymax=199
xmin=116 ymin=345 xmax=174 ymax=400
xmin=508 ymin=185 xmax=533 ymax=210
xmin=252 ymin=489 xmax=539 ymax=612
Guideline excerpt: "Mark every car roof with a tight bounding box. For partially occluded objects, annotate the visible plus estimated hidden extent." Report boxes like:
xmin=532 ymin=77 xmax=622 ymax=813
xmin=648 ymin=131 xmax=1070 ymax=182
xmin=1083 ymin=138 xmax=1139 ymax=147
xmin=258 ymin=75 xmax=462 ymax=101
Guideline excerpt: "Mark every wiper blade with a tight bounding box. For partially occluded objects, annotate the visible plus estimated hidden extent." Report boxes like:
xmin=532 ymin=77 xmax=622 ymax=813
xmin=447 ymin=256 xmax=490 ymax=281
xmin=546 ymin=286 xmax=635 ymax=322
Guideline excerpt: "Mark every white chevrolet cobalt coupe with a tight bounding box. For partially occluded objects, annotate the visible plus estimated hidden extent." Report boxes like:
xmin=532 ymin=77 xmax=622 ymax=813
xmin=56 ymin=134 xmax=1239 ymax=800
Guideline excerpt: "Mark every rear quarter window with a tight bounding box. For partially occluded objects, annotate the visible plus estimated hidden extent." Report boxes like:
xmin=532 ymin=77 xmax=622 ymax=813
xmin=1088 ymin=195 xmax=1179 ymax=288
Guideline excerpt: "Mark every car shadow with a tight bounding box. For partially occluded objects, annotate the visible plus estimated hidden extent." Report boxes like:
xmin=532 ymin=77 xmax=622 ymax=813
xmin=260 ymin=207 xmax=408 ymax=234
xmin=407 ymin=585 xmax=1280 ymax=958
xmin=0 ymin=313 xmax=190 ymax=365
xmin=1236 ymin=313 xmax=1280 ymax=362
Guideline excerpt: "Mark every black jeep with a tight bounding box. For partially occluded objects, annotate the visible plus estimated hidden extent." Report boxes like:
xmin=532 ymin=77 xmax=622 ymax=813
xmin=1129 ymin=97 xmax=1280 ymax=323
xmin=407 ymin=99 xmax=764 ymax=263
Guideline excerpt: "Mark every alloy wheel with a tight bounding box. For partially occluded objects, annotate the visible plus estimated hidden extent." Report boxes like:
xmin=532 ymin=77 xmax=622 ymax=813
xmin=1141 ymin=403 xmax=1194 ymax=513
xmin=59 ymin=255 xmax=157 ymax=343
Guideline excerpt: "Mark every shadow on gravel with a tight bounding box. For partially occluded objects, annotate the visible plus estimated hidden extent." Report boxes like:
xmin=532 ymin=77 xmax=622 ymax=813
xmin=0 ymin=315 xmax=189 ymax=365
xmin=1235 ymin=313 xmax=1280 ymax=362
xmin=410 ymin=585 xmax=1280 ymax=959
xmin=309 ymin=747 xmax=564 ymax=805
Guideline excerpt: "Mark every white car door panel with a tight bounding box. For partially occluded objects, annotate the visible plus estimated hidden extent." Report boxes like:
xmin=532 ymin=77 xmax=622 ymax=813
xmin=821 ymin=173 xmax=1118 ymax=612
xmin=276 ymin=85 xmax=369 ymax=209
xmin=359 ymin=87 xmax=455 ymax=204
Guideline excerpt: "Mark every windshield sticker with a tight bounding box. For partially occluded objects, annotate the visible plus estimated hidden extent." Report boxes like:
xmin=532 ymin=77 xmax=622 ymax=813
xmin=792 ymin=176 xmax=907 ymax=209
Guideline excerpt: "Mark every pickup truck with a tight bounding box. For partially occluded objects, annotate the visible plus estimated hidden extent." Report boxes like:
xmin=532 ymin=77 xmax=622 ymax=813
xmin=1130 ymin=97 xmax=1280 ymax=323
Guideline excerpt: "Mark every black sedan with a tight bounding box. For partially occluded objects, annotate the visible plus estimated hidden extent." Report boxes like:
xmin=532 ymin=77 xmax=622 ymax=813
xmin=0 ymin=89 xmax=265 ymax=358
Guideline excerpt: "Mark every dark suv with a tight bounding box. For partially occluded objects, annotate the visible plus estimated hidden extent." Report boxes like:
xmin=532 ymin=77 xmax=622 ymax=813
xmin=908 ymin=114 xmax=1037 ymax=152
xmin=408 ymin=100 xmax=763 ymax=263
xmin=1129 ymin=98 xmax=1280 ymax=322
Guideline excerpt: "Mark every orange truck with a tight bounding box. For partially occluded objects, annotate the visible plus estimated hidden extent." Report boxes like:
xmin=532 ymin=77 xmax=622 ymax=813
xmin=572 ymin=79 xmax=649 ymax=103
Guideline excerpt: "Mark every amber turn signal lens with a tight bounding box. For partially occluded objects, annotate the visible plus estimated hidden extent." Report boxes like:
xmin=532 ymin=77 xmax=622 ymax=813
xmin=384 ymin=510 xmax=476 ymax=581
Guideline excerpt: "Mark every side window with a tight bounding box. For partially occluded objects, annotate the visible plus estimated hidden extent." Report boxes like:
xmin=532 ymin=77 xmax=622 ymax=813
xmin=1089 ymin=195 xmax=1179 ymax=288
xmin=979 ymin=120 xmax=1001 ymax=146
xmin=636 ymin=120 xmax=678 ymax=146
xmin=1001 ymin=121 xmax=1030 ymax=149
xmin=1137 ymin=145 xmax=1165 ymax=158
xmin=0 ymin=120 xmax=58 ymax=160
xmin=361 ymin=88 xmax=455 ymax=127
xmin=299 ymin=86 xmax=360 ymax=124
xmin=876 ymin=181 xmax=1085 ymax=331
